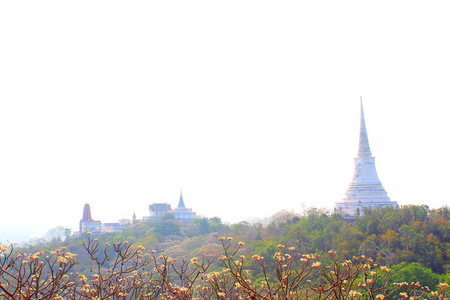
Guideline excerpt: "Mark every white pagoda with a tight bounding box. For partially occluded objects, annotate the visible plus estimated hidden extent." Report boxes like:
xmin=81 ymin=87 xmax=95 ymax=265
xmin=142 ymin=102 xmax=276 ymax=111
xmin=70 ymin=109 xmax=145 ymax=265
xmin=173 ymin=191 xmax=197 ymax=221
xmin=335 ymin=99 xmax=398 ymax=219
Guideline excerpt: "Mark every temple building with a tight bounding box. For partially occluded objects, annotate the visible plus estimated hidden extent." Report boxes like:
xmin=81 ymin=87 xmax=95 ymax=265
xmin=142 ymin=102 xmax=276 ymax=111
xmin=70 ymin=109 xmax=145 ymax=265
xmin=145 ymin=191 xmax=197 ymax=221
xmin=79 ymin=203 xmax=127 ymax=234
xmin=335 ymin=99 xmax=398 ymax=219
xmin=147 ymin=203 xmax=173 ymax=218
xmin=173 ymin=192 xmax=197 ymax=221
xmin=79 ymin=203 xmax=102 ymax=233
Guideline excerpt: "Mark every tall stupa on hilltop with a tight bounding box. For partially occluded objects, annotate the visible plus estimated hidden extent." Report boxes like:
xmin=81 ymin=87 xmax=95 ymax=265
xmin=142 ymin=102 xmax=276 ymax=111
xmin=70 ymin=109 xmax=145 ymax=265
xmin=334 ymin=99 xmax=398 ymax=218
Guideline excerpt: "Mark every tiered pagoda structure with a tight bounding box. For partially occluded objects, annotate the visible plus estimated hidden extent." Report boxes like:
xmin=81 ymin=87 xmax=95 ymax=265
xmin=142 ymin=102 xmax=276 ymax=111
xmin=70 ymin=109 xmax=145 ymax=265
xmin=335 ymin=99 xmax=398 ymax=219
xmin=145 ymin=191 xmax=197 ymax=221
xmin=79 ymin=203 xmax=102 ymax=233
xmin=173 ymin=191 xmax=197 ymax=221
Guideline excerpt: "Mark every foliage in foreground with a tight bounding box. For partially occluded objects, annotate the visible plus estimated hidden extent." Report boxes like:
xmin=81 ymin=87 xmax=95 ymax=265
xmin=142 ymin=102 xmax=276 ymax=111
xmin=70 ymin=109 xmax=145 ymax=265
xmin=1 ymin=237 xmax=449 ymax=300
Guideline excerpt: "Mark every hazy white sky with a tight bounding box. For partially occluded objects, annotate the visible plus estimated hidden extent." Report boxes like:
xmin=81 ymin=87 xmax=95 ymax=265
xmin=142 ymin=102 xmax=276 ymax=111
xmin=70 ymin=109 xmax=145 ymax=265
xmin=1 ymin=1 xmax=449 ymax=243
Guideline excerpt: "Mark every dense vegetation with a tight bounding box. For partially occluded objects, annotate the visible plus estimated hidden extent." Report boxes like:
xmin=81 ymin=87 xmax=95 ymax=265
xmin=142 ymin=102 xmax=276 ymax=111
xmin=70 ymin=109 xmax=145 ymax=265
xmin=1 ymin=205 xmax=449 ymax=299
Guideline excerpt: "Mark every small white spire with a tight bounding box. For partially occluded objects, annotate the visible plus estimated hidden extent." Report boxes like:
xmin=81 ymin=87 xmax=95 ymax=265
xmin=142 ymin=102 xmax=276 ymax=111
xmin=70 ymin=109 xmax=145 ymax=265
xmin=177 ymin=189 xmax=186 ymax=208
xmin=358 ymin=97 xmax=372 ymax=157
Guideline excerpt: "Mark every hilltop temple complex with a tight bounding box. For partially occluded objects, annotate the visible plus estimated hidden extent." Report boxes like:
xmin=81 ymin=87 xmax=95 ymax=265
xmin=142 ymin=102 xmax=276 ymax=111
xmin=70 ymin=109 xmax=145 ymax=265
xmin=79 ymin=192 xmax=197 ymax=233
xmin=144 ymin=191 xmax=197 ymax=221
xmin=334 ymin=99 xmax=398 ymax=219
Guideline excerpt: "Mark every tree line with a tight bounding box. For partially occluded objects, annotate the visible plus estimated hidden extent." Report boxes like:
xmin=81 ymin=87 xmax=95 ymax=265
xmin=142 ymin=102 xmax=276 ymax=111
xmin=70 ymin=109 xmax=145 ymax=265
xmin=2 ymin=204 xmax=449 ymax=298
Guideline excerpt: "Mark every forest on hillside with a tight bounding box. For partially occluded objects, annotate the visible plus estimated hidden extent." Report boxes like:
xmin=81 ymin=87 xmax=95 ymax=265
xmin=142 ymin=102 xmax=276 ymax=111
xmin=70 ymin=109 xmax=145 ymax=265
xmin=1 ymin=205 xmax=449 ymax=299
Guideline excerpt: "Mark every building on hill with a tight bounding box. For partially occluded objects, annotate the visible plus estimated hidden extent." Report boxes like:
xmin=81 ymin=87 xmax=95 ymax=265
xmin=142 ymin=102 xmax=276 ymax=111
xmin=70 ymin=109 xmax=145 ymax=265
xmin=173 ymin=192 xmax=197 ymax=221
xmin=334 ymin=99 xmax=398 ymax=219
xmin=79 ymin=203 xmax=127 ymax=234
xmin=144 ymin=191 xmax=197 ymax=221
xmin=78 ymin=191 xmax=197 ymax=234
xmin=102 ymin=222 xmax=127 ymax=233
xmin=148 ymin=203 xmax=172 ymax=219
xmin=79 ymin=203 xmax=102 ymax=233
